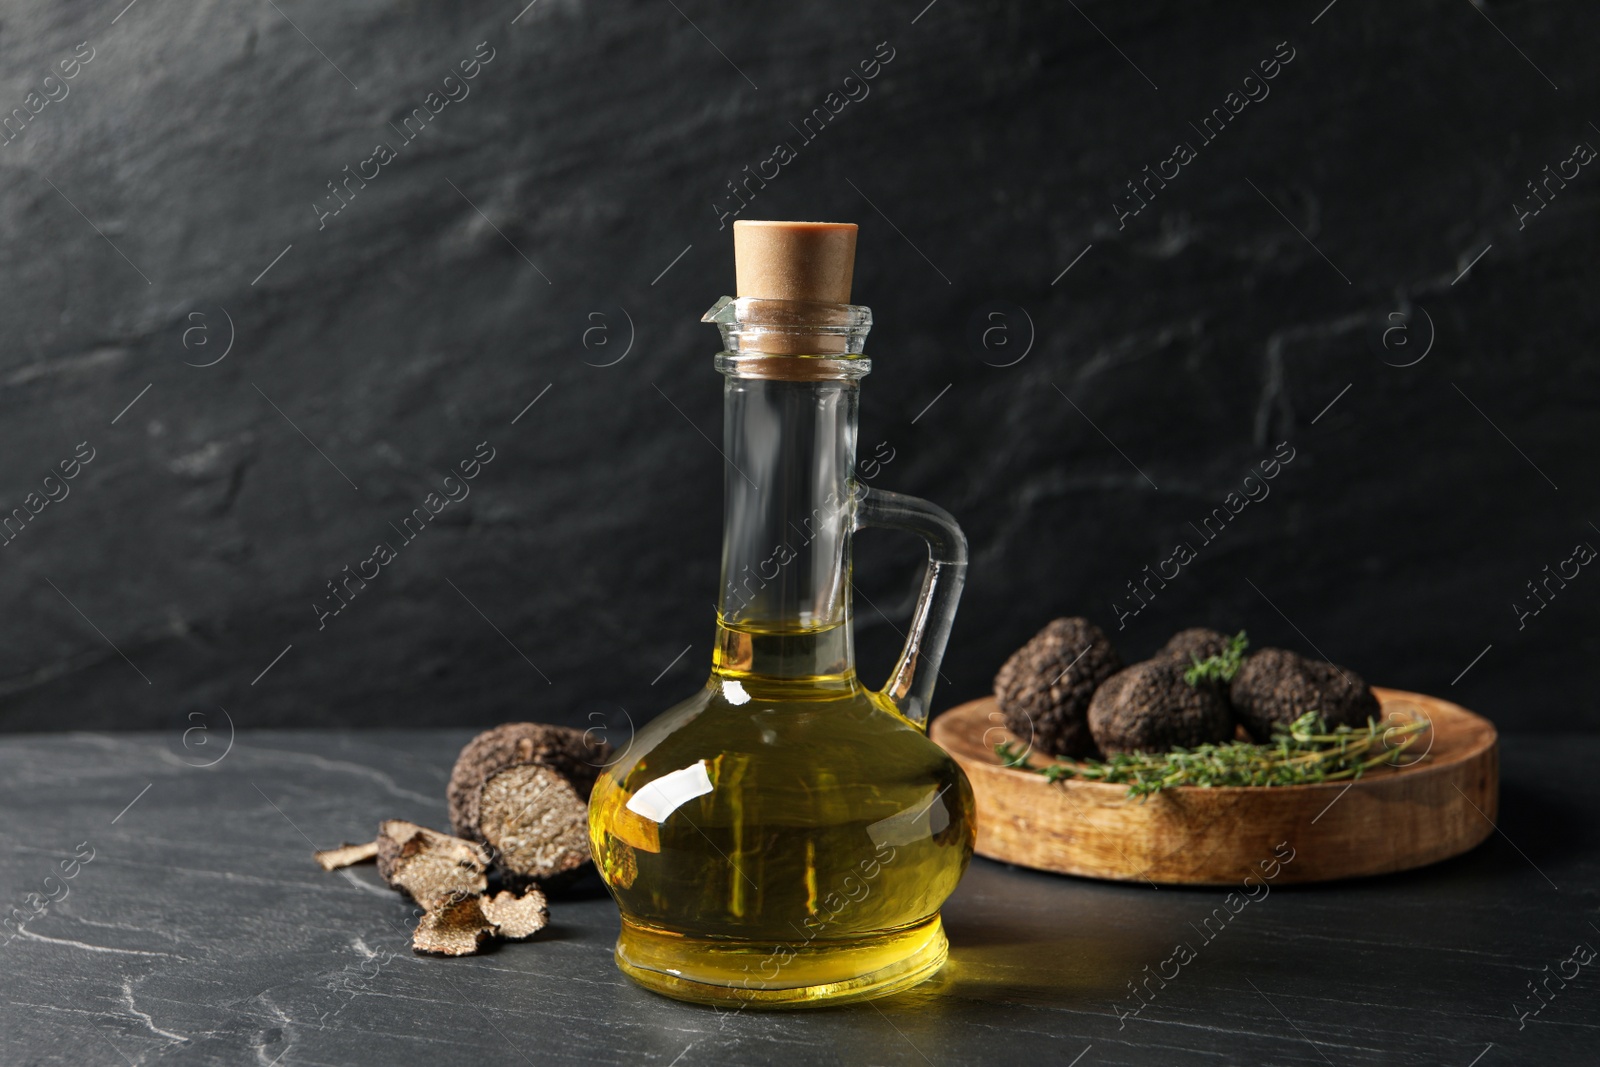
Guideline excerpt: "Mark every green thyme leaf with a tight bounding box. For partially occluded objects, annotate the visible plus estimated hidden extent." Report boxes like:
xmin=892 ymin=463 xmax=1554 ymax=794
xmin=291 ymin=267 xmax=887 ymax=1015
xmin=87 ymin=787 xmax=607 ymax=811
xmin=994 ymin=709 xmax=1429 ymax=801
xmin=1184 ymin=630 xmax=1250 ymax=687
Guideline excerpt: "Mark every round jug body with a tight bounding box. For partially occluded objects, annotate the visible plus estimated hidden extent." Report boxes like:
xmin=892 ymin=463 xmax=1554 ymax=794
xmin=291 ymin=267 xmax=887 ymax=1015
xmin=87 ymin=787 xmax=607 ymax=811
xmin=588 ymin=676 xmax=976 ymax=1007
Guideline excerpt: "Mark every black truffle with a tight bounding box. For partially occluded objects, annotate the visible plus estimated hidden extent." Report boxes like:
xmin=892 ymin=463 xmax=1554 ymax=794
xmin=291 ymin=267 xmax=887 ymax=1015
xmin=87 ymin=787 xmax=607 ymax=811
xmin=447 ymin=723 xmax=610 ymax=887
xmin=1086 ymin=658 xmax=1235 ymax=755
xmin=375 ymin=820 xmax=489 ymax=911
xmin=1160 ymin=627 xmax=1234 ymax=665
xmin=994 ymin=617 xmax=1122 ymax=758
xmin=1229 ymin=648 xmax=1381 ymax=740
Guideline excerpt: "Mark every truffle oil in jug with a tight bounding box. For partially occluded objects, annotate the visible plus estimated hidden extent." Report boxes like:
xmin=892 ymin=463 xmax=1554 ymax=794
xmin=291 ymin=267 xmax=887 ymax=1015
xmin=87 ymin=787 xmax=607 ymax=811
xmin=589 ymin=221 xmax=975 ymax=1007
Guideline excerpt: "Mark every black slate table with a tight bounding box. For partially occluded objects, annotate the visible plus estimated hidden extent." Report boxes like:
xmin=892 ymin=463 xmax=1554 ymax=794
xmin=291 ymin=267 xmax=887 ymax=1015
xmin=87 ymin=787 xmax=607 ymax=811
xmin=3 ymin=729 xmax=1596 ymax=1066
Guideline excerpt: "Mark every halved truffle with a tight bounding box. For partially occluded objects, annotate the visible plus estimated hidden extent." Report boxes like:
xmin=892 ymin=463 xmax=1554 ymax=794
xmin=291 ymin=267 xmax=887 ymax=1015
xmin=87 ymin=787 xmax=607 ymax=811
xmin=447 ymin=723 xmax=610 ymax=888
xmin=1087 ymin=658 xmax=1235 ymax=755
xmin=994 ymin=617 xmax=1123 ymax=758
xmin=1229 ymin=648 xmax=1380 ymax=740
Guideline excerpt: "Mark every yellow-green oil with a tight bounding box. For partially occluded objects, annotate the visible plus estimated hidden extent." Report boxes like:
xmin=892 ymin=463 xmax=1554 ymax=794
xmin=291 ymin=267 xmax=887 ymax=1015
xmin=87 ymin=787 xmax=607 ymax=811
xmin=588 ymin=621 xmax=976 ymax=1007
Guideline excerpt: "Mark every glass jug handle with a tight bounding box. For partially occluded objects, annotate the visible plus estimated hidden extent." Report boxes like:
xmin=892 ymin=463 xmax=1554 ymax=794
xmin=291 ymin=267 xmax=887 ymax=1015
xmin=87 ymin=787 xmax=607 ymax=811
xmin=853 ymin=486 xmax=969 ymax=729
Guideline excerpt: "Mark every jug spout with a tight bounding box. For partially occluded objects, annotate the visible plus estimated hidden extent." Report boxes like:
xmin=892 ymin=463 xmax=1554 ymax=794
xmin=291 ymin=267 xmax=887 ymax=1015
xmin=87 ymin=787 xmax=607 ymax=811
xmin=702 ymin=294 xmax=874 ymax=364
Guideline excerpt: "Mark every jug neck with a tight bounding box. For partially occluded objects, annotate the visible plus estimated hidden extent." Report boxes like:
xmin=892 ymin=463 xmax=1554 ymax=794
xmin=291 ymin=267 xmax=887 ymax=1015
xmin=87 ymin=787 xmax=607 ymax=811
xmin=704 ymin=297 xmax=873 ymax=687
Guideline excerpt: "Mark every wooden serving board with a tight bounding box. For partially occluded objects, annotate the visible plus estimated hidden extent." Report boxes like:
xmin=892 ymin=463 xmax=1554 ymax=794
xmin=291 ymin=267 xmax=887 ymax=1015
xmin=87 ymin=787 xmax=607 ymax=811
xmin=929 ymin=688 xmax=1498 ymax=885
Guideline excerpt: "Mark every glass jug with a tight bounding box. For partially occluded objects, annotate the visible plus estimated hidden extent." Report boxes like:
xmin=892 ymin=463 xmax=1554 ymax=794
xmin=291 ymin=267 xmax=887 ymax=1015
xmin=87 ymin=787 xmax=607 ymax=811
xmin=588 ymin=290 xmax=975 ymax=1008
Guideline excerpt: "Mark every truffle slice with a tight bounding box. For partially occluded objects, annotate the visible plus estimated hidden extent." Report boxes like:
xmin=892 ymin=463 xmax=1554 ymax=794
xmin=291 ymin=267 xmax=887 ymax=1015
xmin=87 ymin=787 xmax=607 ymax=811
xmin=313 ymin=840 xmax=378 ymax=871
xmin=994 ymin=618 xmax=1123 ymax=758
xmin=413 ymin=895 xmax=496 ymax=956
xmin=1087 ymin=658 xmax=1235 ymax=755
xmin=1161 ymin=628 xmax=1234 ymax=665
xmin=1229 ymin=648 xmax=1380 ymax=740
xmin=410 ymin=888 xmax=551 ymax=956
xmin=376 ymin=820 xmax=490 ymax=910
xmin=481 ymin=888 xmax=550 ymax=940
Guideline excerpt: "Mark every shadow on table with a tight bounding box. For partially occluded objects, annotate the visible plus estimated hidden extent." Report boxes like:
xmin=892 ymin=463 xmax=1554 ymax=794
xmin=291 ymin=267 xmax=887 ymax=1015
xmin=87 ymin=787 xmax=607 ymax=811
xmin=876 ymin=857 xmax=1177 ymax=1012
xmin=884 ymin=776 xmax=1591 ymax=1014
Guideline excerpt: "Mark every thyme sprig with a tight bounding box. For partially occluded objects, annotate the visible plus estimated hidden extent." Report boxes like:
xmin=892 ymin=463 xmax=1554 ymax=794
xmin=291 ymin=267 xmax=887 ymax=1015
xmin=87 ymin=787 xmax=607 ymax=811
xmin=995 ymin=711 xmax=1429 ymax=800
xmin=1183 ymin=630 xmax=1250 ymax=686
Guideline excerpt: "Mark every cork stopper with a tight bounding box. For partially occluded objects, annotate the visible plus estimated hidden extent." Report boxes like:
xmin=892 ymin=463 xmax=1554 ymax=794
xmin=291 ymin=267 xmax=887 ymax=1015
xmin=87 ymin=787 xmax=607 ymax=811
xmin=730 ymin=221 xmax=857 ymax=358
xmin=733 ymin=221 xmax=857 ymax=305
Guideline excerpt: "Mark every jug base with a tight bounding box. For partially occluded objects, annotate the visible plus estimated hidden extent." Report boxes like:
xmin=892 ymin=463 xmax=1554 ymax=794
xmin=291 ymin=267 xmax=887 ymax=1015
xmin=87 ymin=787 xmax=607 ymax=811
xmin=614 ymin=914 xmax=948 ymax=1009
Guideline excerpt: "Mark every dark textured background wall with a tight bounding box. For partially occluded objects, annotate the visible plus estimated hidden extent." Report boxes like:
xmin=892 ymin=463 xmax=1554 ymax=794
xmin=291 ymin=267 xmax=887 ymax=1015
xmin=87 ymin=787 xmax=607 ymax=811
xmin=2 ymin=0 xmax=1595 ymax=735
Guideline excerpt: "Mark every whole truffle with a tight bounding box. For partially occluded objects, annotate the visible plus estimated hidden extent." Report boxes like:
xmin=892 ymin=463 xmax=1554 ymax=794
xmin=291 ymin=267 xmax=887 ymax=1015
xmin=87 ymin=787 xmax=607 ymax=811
xmin=1087 ymin=658 xmax=1235 ymax=755
xmin=1229 ymin=649 xmax=1380 ymax=740
xmin=1160 ymin=628 xmax=1234 ymax=665
xmin=994 ymin=618 xmax=1122 ymax=758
